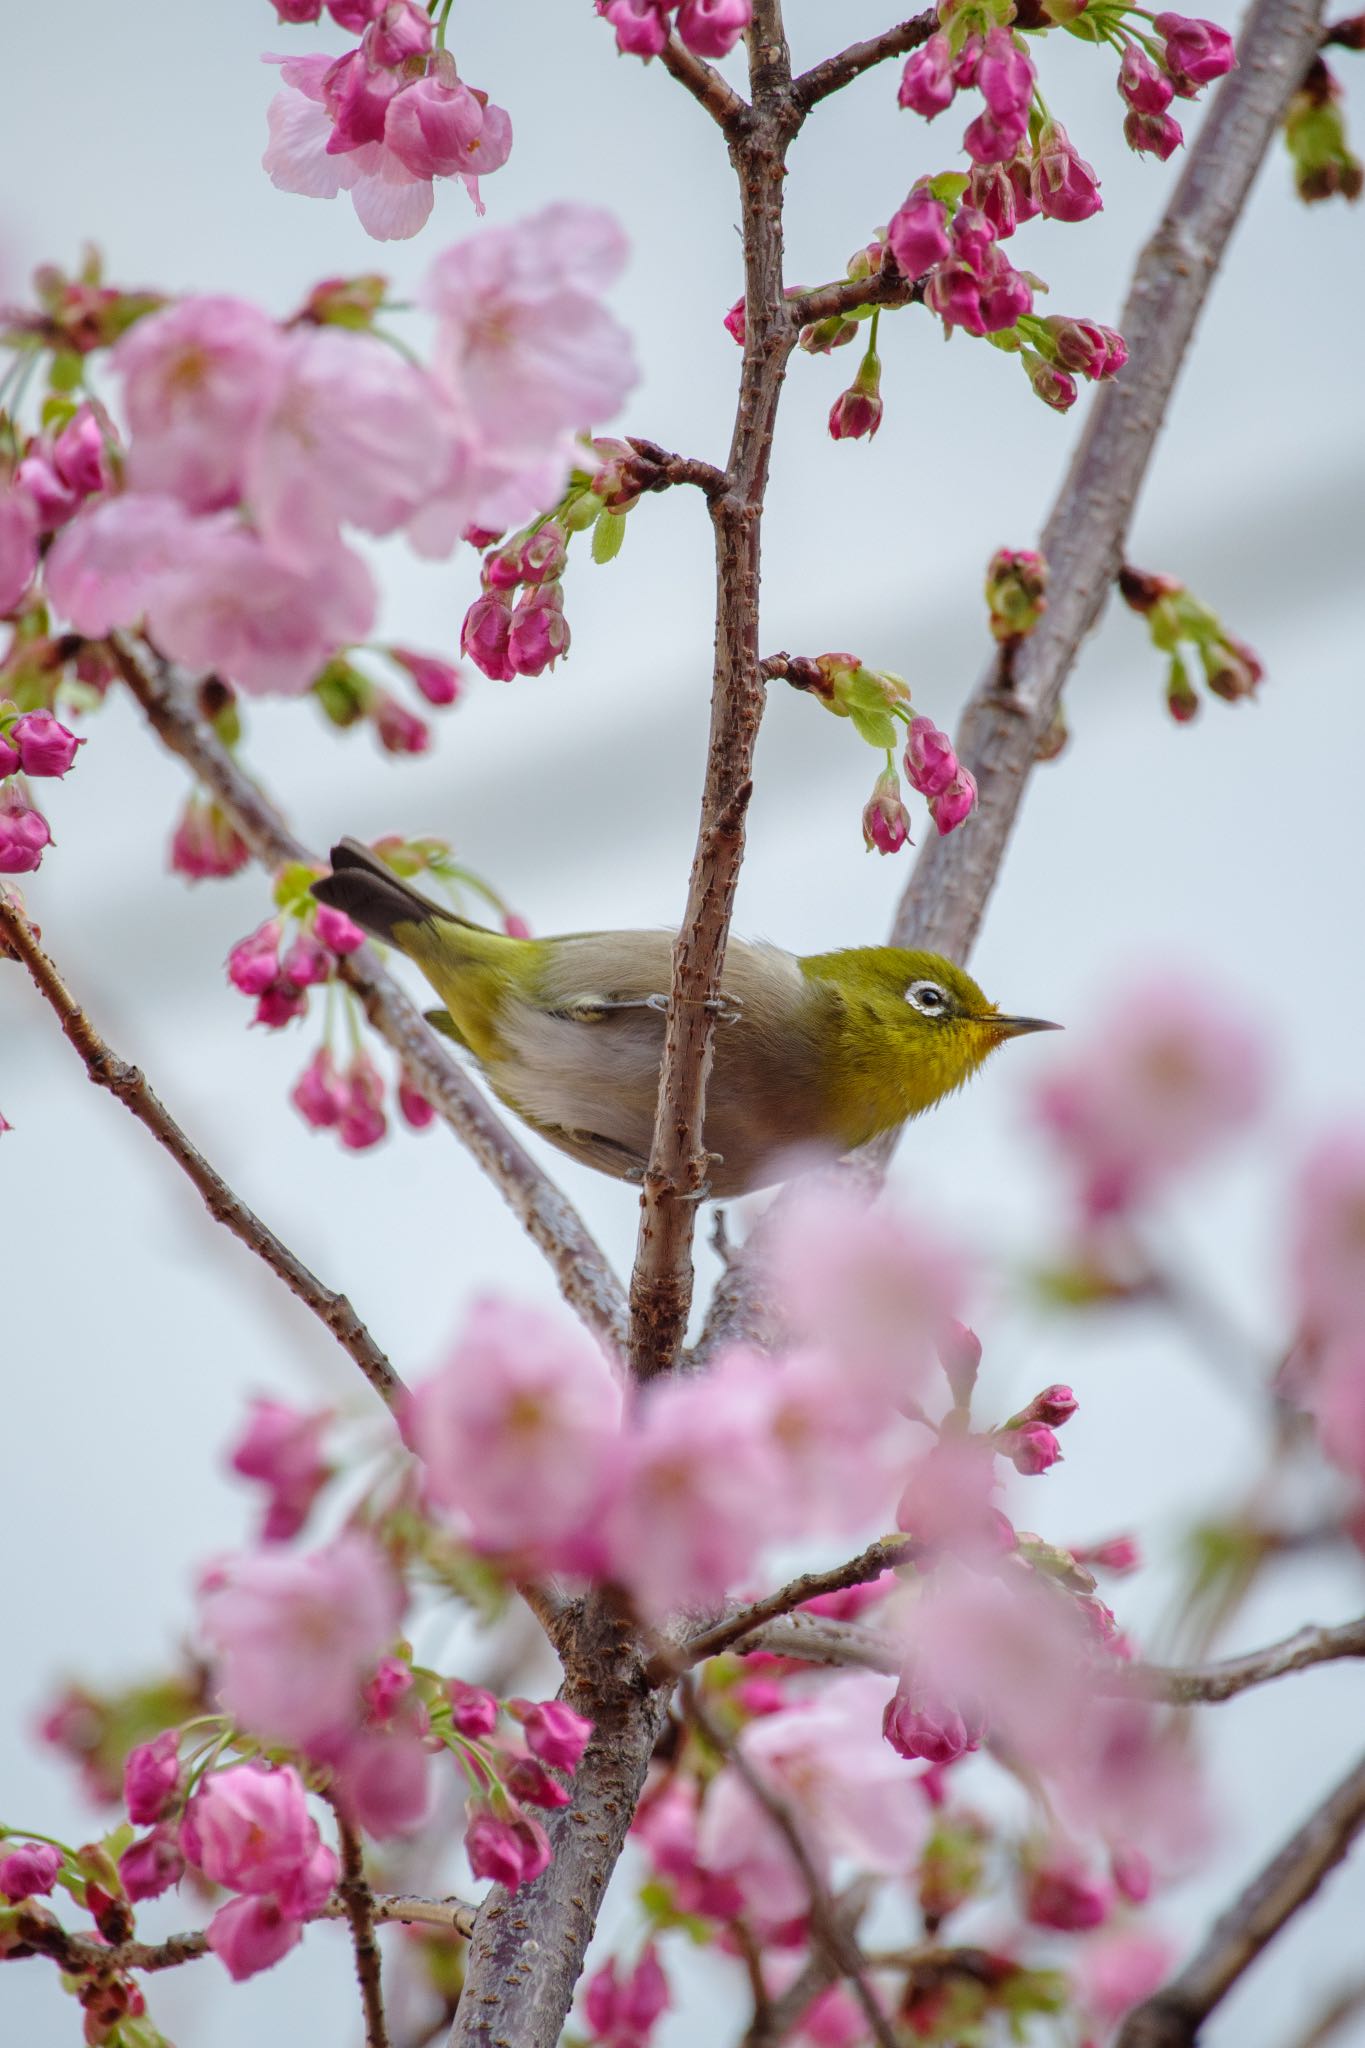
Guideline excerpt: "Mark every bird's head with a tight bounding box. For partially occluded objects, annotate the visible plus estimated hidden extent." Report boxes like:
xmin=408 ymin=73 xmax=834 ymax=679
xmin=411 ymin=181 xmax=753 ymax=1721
xmin=807 ymin=945 xmax=1060 ymax=1124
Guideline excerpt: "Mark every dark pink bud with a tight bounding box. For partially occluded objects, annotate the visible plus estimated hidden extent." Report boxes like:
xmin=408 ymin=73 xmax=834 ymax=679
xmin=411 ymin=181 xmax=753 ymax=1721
xmin=364 ymin=1657 xmax=414 ymax=1724
xmin=1025 ymin=1857 xmax=1110 ymax=1931
xmin=887 ymin=191 xmax=952 ymax=278
xmin=169 ymin=798 xmax=249 ymax=881
xmin=51 ymin=406 xmax=110 ymax=499
xmin=281 ymin=929 xmax=334 ymax=988
xmin=883 ymin=1684 xmax=980 ymax=1766
xmin=0 ymin=1842 xmax=62 ymax=1901
xmin=398 ymin=1074 xmax=435 ymax=1129
xmin=585 ymin=1943 xmax=670 ymax=2041
xmin=964 ymin=103 xmax=1029 ymax=166
xmin=1118 ymin=44 xmax=1175 ymax=115
xmin=862 ymin=767 xmax=912 ymax=855
xmin=508 ymin=582 xmax=570 ymax=676
xmin=0 ymin=790 xmax=47 ymax=873
xmin=463 ymin=524 xmax=503 ymax=550
xmin=339 ymin=1051 xmax=387 ymax=1148
xmin=484 ymin=547 xmax=524 ymax=592
xmin=0 ymin=732 xmax=19 ymax=776
xmin=503 ymin=912 xmax=531 ymax=939
xmin=510 ymin=1698 xmax=593 ymax=1773
xmin=1154 ymin=12 xmax=1237 ymax=89
xmin=373 ymin=693 xmax=432 ymax=756
xmin=15 ymin=455 xmax=77 ymax=532
xmin=314 ymin=902 xmax=366 ymax=954
xmin=925 ymin=261 xmax=985 ymax=335
xmin=733 ymin=1677 xmax=787 ymax=1716
xmin=274 ymin=0 xmax=324 ymax=18
xmin=291 ymin=1048 xmax=348 ymax=1129
xmin=827 ymin=372 xmax=883 ymax=442
xmin=598 ymin=0 xmax=671 ymax=58
xmin=365 ymin=0 xmax=432 ymax=66
xmin=898 ymin=33 xmax=957 ymax=117
xmin=1023 ymin=349 xmax=1079 ymax=412
xmin=10 ymin=711 xmax=84 ymax=777
xmin=1076 ymin=1533 xmax=1142 ymax=1575
xmin=448 ymin=1679 xmax=499 ymax=1738
xmin=903 ymin=715 xmax=958 ymax=798
xmin=1019 ymin=1384 xmax=1078 ymax=1428
xmin=124 ymin=1730 xmax=182 ymax=1825
xmin=227 ymin=920 xmax=282 ymax=997
xmin=464 ymin=1806 xmax=551 ymax=1892
xmin=1031 ymin=122 xmax=1103 ymax=220
xmin=938 ymin=1319 xmax=982 ymax=1404
xmin=676 ymin=0 xmax=751 ymax=59
xmin=966 ymin=163 xmax=1018 ymax=239
xmin=323 ymin=47 xmax=403 ymax=152
xmin=388 ymin=647 xmax=461 ymax=706
xmin=253 ymin=980 xmax=309 ymax=1030
xmin=928 ymin=768 xmax=977 ymax=835
xmin=327 ymin=0 xmax=385 ymax=22
xmin=722 ymin=295 xmax=746 ymax=344
xmin=505 ymin=1758 xmax=571 ymax=1810
xmin=1001 ymin=1421 xmax=1063 ymax=1474
xmin=953 ymin=33 xmax=983 ymax=87
xmin=119 ymin=1827 xmax=185 ymax=1902
xmin=976 ymin=248 xmax=1033 ymax=332
xmin=461 ymin=589 xmax=516 ymax=681
xmin=977 ymin=27 xmax=1035 ymax=124
xmin=1043 ymin=316 xmax=1127 ymax=380
xmin=1124 ymin=106 xmax=1185 ymax=158
xmin=516 ymin=522 xmax=569 ymax=585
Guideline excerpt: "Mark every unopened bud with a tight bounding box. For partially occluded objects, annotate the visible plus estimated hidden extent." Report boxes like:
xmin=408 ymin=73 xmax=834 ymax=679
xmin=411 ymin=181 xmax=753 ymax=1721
xmin=799 ymin=313 xmax=861 ymax=354
xmin=998 ymin=1421 xmax=1063 ymax=1474
xmin=1012 ymin=1383 xmax=1078 ymax=1428
xmin=985 ymin=547 xmax=1049 ymax=642
xmin=937 ymin=1319 xmax=982 ymax=1406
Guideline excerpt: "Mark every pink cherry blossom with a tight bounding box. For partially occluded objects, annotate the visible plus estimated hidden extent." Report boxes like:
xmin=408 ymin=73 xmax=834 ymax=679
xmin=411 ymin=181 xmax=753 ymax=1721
xmin=423 ymin=204 xmax=636 ymax=465
xmin=448 ymin=1677 xmax=499 ymax=1737
xmin=114 ymin=296 xmax=285 ymax=512
xmin=599 ymin=0 xmax=672 ymax=59
xmin=227 ymin=1397 xmax=331 ymax=1543
xmin=1031 ymin=122 xmax=1103 ymax=221
xmin=321 ymin=1725 xmax=431 ymax=1837
xmin=898 ymin=34 xmax=957 ymax=116
xmin=181 ymin=1762 xmax=334 ymax=1899
xmin=1294 ymin=1134 xmax=1365 ymax=1342
xmin=124 ymin=1729 xmax=182 ymax=1825
xmin=1153 ymin=12 xmax=1237 ymax=89
xmin=197 ymin=1532 xmax=403 ymax=1747
xmin=403 ymin=1297 xmax=623 ymax=1564
xmin=631 ymin=1777 xmax=744 ymax=1921
xmin=583 ymin=1943 xmax=670 ymax=2045
xmin=599 ymin=1357 xmax=781 ymax=1615
xmin=119 ymin=1827 xmax=185 ymax=1902
xmin=384 ymin=71 xmax=513 ymax=205
xmin=464 ymin=1805 xmax=552 ymax=1891
xmin=0 ymin=1842 xmax=62 ymax=1901
xmin=264 ymin=54 xmax=435 ymax=241
xmin=206 ymin=1894 xmax=306 ymax=1981
xmin=863 ymin=767 xmax=912 ymax=855
xmin=896 ymin=1437 xmax=1005 ymax=1557
xmin=509 ymin=1698 xmax=594 ymax=1773
xmin=1024 ymin=1849 xmax=1111 ymax=1930
xmin=1032 ymin=980 xmax=1267 ymax=1217
xmin=676 ymin=0 xmax=751 ymax=59
xmin=1077 ymin=1929 xmax=1175 ymax=2023
xmin=43 ymin=491 xmax=194 ymax=635
xmin=0 ymin=789 xmax=51 ymax=875
xmin=887 ymin=191 xmax=952 ymax=278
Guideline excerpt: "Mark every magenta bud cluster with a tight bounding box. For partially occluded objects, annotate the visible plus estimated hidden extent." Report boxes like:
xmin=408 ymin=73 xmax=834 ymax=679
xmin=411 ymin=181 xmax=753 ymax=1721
xmin=0 ymin=706 xmax=84 ymax=875
xmin=596 ymin=0 xmax=751 ymax=63
xmin=462 ymin=520 xmax=572 ymax=681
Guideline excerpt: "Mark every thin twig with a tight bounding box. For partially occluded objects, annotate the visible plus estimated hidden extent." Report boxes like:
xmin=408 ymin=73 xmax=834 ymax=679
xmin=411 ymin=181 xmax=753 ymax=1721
xmin=791 ymin=12 xmax=938 ymax=109
xmin=656 ymin=26 xmax=750 ymax=134
xmin=1115 ymin=1751 xmax=1365 ymax=2048
xmin=681 ymin=1678 xmax=899 ymax=2048
xmin=110 ymin=631 xmax=629 ymax=1357
xmin=626 ymin=0 xmax=796 ymax=1380
xmin=788 ymin=267 xmax=924 ymax=327
xmin=0 ymin=888 xmax=403 ymax=1411
xmin=1287 ymin=1979 xmax=1365 ymax=2048
xmin=741 ymin=1881 xmax=877 ymax=2048
xmin=334 ymin=1804 xmax=391 ymax=2048
xmin=662 ymin=1535 xmax=913 ymax=1676
xmin=624 ymin=436 xmax=730 ymax=499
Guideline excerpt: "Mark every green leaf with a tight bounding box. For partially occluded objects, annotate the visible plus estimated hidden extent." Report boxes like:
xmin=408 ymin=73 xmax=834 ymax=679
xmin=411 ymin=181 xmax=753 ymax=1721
xmin=927 ymin=171 xmax=970 ymax=206
xmin=848 ymin=703 xmax=897 ymax=751
xmin=48 ymin=351 xmax=83 ymax=394
xmin=591 ymin=509 xmax=627 ymax=565
xmin=273 ymin=862 xmax=320 ymax=914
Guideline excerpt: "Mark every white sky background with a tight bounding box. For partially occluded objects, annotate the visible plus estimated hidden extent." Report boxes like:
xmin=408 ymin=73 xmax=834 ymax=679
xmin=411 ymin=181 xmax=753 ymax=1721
xmin=3 ymin=2 xmax=1365 ymax=2043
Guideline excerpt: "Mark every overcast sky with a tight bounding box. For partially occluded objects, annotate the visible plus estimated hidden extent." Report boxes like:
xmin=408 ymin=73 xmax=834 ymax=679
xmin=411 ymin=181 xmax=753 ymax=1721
xmin=3 ymin=4 xmax=1365 ymax=2044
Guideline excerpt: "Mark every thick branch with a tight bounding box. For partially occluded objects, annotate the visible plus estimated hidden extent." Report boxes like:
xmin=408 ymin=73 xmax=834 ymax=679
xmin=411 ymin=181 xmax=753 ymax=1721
xmin=334 ymin=1807 xmax=390 ymax=2048
xmin=110 ymin=632 xmax=628 ymax=1357
xmin=656 ymin=27 xmax=750 ymax=134
xmin=626 ymin=3 xmax=796 ymax=1379
xmin=791 ymin=12 xmax=937 ymax=110
xmin=890 ymin=0 xmax=1329 ymax=964
xmin=664 ymin=1534 xmax=913 ymax=1674
xmin=0 ymin=888 xmax=402 ymax=1411
xmin=682 ymin=1680 xmax=898 ymax=2048
xmin=1115 ymin=1751 xmax=1365 ymax=2048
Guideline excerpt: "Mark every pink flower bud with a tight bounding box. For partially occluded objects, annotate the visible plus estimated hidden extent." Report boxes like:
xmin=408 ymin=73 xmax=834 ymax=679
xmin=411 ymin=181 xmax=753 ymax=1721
xmin=0 ymin=1842 xmax=62 ymax=1901
xmin=978 ymin=27 xmax=1035 ymax=125
xmin=1022 ymin=349 xmax=1079 ymax=412
xmin=9 ymin=711 xmax=84 ymax=777
xmin=314 ymin=901 xmax=366 ymax=954
xmin=828 ymin=373 xmax=883 ymax=441
xmin=388 ymin=647 xmax=462 ymax=706
xmin=598 ymin=0 xmax=671 ymax=58
xmin=516 ymin=521 xmax=569 ymax=584
xmin=903 ymin=715 xmax=958 ymax=799
xmin=1118 ymin=44 xmax=1175 ymax=115
xmin=229 ymin=1396 xmax=331 ymax=1542
xmin=169 ymin=798 xmax=249 ymax=881
xmin=339 ymin=1051 xmax=387 ymax=1149
xmin=1043 ymin=316 xmax=1127 ymax=381
xmin=275 ymin=0 xmax=324 ymax=19
xmin=1076 ymin=1533 xmax=1142 ymax=1575
xmin=1203 ymin=632 xmax=1264 ymax=702
xmin=0 ymin=732 xmax=20 ymax=777
xmin=1153 ymin=12 xmax=1237 ymax=90
xmin=584 ymin=1943 xmax=670 ymax=2043
xmin=397 ymin=1074 xmax=436 ymax=1130
xmin=953 ymin=34 xmax=984 ymax=87
xmin=926 ymin=767 xmax=978 ymax=831
xmin=15 ymin=454 xmax=77 ymax=531
xmin=722 ymin=294 xmax=746 ymax=344
xmin=365 ymin=0 xmax=433 ymax=66
xmin=464 ymin=1805 xmax=552 ymax=1891
xmin=887 ymin=191 xmax=952 ymax=278
xmin=462 ymin=589 xmax=516 ymax=680
xmin=508 ymin=582 xmax=570 ymax=676
xmin=374 ymin=693 xmax=432 ymax=755
xmin=510 ymin=1698 xmax=593 ymax=1773
xmin=1000 ymin=1421 xmax=1062 ymax=1474
xmin=883 ymin=1683 xmax=980 ymax=1766
xmin=1031 ymin=122 xmax=1103 ymax=220
xmin=119 ymin=1827 xmax=185 ymax=1902
xmin=924 ymin=260 xmax=985 ymax=335
xmin=292 ymin=1047 xmax=348 ymax=1130
xmin=862 ymin=767 xmax=912 ymax=855
xmin=966 ymin=163 xmax=1019 ymax=239
xmin=364 ymin=1657 xmax=414 ymax=1724
xmin=1124 ymin=107 xmax=1185 ymax=159
xmin=504 ymin=912 xmax=531 ymax=939
xmin=0 ymin=791 xmax=50 ymax=873
xmin=227 ymin=921 xmax=281 ymax=997
xmin=254 ymin=980 xmax=309 ymax=1029
xmin=52 ymin=406 xmax=111 ymax=499
xmin=1019 ymin=1384 xmax=1078 ymax=1428
xmin=282 ymin=929 xmax=334 ymax=988
xmin=322 ymin=47 xmax=402 ymax=152
xmin=937 ymin=1319 xmax=982 ymax=1405
xmin=985 ymin=547 xmax=1049 ymax=641
xmin=124 ymin=1730 xmax=183 ymax=1825
xmin=898 ymin=34 xmax=957 ymax=117
xmin=964 ymin=104 xmax=1029 ymax=167
xmin=505 ymin=1757 xmax=572 ymax=1810
xmin=1025 ymin=1855 xmax=1111 ymax=1931
xmin=448 ymin=1678 xmax=499 ymax=1738
xmin=676 ymin=0 xmax=752 ymax=60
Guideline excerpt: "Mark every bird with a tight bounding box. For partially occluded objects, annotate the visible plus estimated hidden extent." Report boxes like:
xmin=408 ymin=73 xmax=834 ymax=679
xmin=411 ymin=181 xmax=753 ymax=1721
xmin=312 ymin=839 xmax=1059 ymax=1198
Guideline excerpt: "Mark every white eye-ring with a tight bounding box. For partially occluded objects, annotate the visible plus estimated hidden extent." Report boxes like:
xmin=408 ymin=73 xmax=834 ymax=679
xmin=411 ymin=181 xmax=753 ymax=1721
xmin=906 ymin=980 xmax=950 ymax=1016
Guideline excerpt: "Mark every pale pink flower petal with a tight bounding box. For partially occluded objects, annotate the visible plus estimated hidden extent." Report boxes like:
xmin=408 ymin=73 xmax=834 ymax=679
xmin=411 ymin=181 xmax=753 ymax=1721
xmin=114 ymin=296 xmax=286 ymax=512
xmin=1294 ymin=1134 xmax=1365 ymax=1342
xmin=207 ymin=1894 xmax=304 ymax=1980
xmin=263 ymin=83 xmax=348 ymax=199
xmin=340 ymin=141 xmax=436 ymax=242
xmin=43 ymin=493 xmax=195 ymax=635
xmin=0 ymin=486 xmax=39 ymax=613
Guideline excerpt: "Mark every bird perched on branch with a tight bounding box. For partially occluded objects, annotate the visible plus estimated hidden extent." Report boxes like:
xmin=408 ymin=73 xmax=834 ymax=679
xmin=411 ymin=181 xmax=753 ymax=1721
xmin=313 ymin=839 xmax=1058 ymax=1197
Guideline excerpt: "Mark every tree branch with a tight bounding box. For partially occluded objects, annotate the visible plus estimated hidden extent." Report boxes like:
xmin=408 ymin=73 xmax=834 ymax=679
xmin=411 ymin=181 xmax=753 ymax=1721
xmin=626 ymin=2 xmax=797 ymax=1380
xmin=0 ymin=887 xmax=403 ymax=1411
xmin=790 ymin=12 xmax=938 ymax=111
xmin=110 ymin=632 xmax=629 ymax=1358
xmin=334 ymin=1804 xmax=391 ymax=2048
xmin=660 ymin=1534 xmax=913 ymax=1676
xmin=1115 ymin=1750 xmax=1365 ymax=2048
xmin=888 ymin=0 xmax=1329 ymax=965
xmin=1108 ymin=1613 xmax=1365 ymax=1704
xmin=741 ymin=1881 xmax=877 ymax=2048
xmin=624 ymin=436 xmax=730 ymax=498
xmin=681 ymin=1678 xmax=898 ymax=2048
xmin=656 ymin=27 xmax=750 ymax=135
xmin=786 ymin=267 xmax=923 ymax=328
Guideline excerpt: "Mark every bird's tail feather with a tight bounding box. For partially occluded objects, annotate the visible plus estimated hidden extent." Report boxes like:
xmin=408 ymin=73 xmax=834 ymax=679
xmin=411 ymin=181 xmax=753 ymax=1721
xmin=311 ymin=838 xmax=480 ymax=947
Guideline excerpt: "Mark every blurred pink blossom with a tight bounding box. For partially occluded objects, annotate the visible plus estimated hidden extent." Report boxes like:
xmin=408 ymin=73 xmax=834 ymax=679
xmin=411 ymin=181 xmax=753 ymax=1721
xmin=114 ymin=296 xmax=284 ymax=512
xmin=228 ymin=1398 xmax=331 ymax=1542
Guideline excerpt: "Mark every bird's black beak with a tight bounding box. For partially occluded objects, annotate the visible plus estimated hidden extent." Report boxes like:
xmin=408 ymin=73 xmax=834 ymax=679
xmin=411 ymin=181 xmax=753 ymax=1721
xmin=992 ymin=1015 xmax=1064 ymax=1038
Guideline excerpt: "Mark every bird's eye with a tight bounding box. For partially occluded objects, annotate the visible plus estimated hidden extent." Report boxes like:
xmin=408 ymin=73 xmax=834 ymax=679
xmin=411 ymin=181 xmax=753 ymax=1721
xmin=906 ymin=980 xmax=950 ymax=1016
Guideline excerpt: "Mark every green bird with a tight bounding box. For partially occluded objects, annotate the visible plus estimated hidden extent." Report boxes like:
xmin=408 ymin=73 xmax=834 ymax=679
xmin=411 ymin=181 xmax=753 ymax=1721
xmin=313 ymin=839 xmax=1058 ymax=1198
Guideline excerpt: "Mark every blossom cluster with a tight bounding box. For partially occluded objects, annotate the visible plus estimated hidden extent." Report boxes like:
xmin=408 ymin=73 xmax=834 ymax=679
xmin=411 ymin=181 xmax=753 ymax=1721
xmin=0 ymin=705 xmax=83 ymax=875
xmin=596 ymin=0 xmax=751 ymax=63
xmin=263 ymin=0 xmax=512 ymax=240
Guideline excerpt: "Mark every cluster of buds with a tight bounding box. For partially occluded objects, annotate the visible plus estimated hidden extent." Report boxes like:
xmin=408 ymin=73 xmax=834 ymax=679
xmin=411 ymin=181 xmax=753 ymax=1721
xmin=582 ymin=1944 xmax=671 ymax=2048
xmin=986 ymin=548 xmax=1049 ymax=642
xmin=225 ymin=892 xmax=365 ymax=1031
xmin=995 ymin=1382 xmax=1079 ymax=1475
xmin=1 ymin=390 xmax=117 ymax=639
xmin=1118 ymin=563 xmax=1265 ymax=721
xmin=596 ymin=0 xmax=751 ymax=62
xmin=0 ymin=705 xmax=84 ymax=873
xmin=784 ymin=654 xmax=978 ymax=852
xmin=461 ymin=519 xmax=570 ymax=680
xmin=313 ymin=643 xmax=462 ymax=755
xmin=291 ymin=1044 xmax=436 ymax=1150
xmin=266 ymin=0 xmax=512 ymax=230
xmin=1283 ymin=56 xmax=1363 ymax=203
